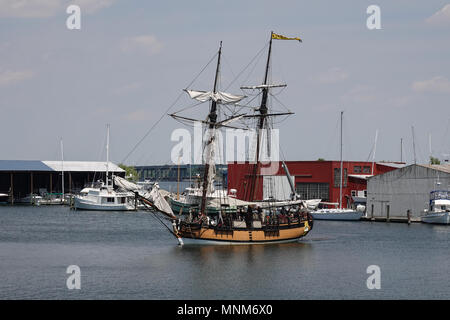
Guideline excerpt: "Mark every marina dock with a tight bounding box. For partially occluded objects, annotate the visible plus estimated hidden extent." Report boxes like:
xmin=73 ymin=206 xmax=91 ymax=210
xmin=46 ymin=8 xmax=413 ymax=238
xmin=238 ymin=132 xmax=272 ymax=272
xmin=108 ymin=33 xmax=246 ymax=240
xmin=361 ymin=216 xmax=421 ymax=223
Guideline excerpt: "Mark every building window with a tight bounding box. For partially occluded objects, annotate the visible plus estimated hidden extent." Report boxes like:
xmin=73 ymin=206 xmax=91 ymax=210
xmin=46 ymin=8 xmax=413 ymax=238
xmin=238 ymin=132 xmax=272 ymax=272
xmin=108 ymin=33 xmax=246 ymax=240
xmin=363 ymin=166 xmax=371 ymax=173
xmin=351 ymin=190 xmax=357 ymax=197
xmin=354 ymin=166 xmax=362 ymax=173
xmin=296 ymin=183 xmax=329 ymax=201
xmin=333 ymin=168 xmax=347 ymax=187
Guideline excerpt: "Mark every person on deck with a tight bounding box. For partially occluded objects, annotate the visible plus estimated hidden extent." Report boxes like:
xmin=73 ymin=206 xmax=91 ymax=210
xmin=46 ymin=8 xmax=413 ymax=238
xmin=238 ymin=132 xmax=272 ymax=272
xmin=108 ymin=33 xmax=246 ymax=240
xmin=245 ymin=206 xmax=253 ymax=228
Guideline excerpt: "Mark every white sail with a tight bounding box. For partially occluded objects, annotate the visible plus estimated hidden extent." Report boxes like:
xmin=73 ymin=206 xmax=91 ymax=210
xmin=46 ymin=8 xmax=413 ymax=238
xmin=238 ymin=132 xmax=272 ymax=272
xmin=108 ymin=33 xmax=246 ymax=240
xmin=113 ymin=176 xmax=139 ymax=190
xmin=203 ymin=127 xmax=216 ymax=195
xmin=113 ymin=176 xmax=175 ymax=219
xmin=148 ymin=183 xmax=175 ymax=218
xmin=185 ymin=89 xmax=245 ymax=104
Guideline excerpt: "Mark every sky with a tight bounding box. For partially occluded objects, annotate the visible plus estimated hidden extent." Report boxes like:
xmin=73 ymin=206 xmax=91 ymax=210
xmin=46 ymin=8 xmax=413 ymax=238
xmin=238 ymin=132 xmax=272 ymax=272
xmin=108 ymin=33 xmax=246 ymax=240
xmin=1 ymin=0 xmax=450 ymax=166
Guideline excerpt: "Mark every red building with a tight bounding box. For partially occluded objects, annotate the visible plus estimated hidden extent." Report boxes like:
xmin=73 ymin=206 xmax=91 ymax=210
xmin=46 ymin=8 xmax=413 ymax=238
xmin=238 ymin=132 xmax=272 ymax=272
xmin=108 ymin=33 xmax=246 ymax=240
xmin=227 ymin=161 xmax=401 ymax=208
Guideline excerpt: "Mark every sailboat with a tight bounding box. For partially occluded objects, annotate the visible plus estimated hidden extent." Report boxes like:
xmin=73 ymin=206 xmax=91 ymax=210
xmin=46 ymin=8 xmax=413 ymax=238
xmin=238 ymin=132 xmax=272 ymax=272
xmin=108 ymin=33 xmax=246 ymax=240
xmin=310 ymin=111 xmax=363 ymax=221
xmin=164 ymin=34 xmax=313 ymax=244
xmin=73 ymin=125 xmax=136 ymax=211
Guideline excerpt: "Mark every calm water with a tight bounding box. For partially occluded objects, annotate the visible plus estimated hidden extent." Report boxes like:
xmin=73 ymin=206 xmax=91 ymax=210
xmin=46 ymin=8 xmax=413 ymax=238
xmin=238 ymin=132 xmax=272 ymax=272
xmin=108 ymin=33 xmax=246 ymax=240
xmin=0 ymin=204 xmax=449 ymax=300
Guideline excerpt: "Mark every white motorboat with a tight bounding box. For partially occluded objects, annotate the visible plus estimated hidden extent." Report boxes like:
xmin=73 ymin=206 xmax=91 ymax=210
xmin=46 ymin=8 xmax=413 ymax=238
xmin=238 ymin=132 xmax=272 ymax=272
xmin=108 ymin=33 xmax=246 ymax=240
xmin=73 ymin=184 xmax=136 ymax=211
xmin=17 ymin=194 xmax=43 ymax=205
xmin=310 ymin=208 xmax=363 ymax=221
xmin=421 ymin=190 xmax=450 ymax=225
xmin=73 ymin=125 xmax=136 ymax=211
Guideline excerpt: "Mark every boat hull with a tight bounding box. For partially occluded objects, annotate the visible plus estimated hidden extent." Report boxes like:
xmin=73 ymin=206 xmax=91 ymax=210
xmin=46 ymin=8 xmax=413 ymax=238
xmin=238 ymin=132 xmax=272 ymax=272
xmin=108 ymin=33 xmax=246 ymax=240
xmin=177 ymin=221 xmax=311 ymax=245
xmin=73 ymin=198 xmax=135 ymax=211
xmin=421 ymin=212 xmax=450 ymax=225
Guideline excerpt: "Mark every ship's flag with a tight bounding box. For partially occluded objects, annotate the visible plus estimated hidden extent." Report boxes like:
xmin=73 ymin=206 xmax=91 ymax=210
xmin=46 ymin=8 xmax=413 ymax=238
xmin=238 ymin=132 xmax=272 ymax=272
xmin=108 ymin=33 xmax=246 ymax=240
xmin=271 ymin=32 xmax=302 ymax=42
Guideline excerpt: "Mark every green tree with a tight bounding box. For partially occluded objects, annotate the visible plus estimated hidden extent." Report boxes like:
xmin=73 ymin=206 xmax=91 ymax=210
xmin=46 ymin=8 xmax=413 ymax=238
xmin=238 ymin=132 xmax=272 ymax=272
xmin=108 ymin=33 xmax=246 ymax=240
xmin=317 ymin=158 xmax=325 ymax=161
xmin=118 ymin=163 xmax=139 ymax=181
xmin=430 ymin=156 xmax=441 ymax=165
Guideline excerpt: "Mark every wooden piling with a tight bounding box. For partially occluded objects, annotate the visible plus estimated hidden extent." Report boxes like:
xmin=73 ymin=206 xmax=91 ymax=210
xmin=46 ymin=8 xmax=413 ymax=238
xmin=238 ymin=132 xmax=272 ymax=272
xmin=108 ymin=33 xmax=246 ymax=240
xmin=10 ymin=172 xmax=14 ymax=205
xmin=386 ymin=204 xmax=390 ymax=222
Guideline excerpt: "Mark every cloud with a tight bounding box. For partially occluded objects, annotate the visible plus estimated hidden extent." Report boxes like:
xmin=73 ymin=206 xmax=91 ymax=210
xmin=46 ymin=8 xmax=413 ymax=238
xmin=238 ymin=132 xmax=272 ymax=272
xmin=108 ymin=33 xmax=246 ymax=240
xmin=313 ymin=67 xmax=349 ymax=84
xmin=71 ymin=0 xmax=116 ymax=14
xmin=0 ymin=0 xmax=115 ymax=18
xmin=341 ymin=85 xmax=377 ymax=104
xmin=112 ymin=82 xmax=143 ymax=95
xmin=412 ymin=76 xmax=450 ymax=94
xmin=121 ymin=35 xmax=163 ymax=56
xmin=426 ymin=4 xmax=450 ymax=26
xmin=0 ymin=70 xmax=34 ymax=86
xmin=123 ymin=109 xmax=153 ymax=122
xmin=0 ymin=0 xmax=60 ymax=18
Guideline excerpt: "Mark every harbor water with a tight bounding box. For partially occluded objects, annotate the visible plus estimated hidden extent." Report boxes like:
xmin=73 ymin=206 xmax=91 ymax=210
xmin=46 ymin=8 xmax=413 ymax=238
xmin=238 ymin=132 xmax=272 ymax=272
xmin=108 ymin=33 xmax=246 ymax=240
xmin=1 ymin=204 xmax=449 ymax=300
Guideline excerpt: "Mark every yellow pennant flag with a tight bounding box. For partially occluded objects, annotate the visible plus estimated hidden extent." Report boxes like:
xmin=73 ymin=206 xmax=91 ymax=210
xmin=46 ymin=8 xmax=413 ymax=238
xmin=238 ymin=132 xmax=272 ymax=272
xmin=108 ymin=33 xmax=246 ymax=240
xmin=271 ymin=32 xmax=302 ymax=42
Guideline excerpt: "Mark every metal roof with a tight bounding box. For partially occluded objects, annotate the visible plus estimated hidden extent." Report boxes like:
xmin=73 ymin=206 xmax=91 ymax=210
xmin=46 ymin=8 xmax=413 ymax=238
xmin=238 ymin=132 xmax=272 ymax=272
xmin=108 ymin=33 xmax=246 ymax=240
xmin=0 ymin=160 xmax=53 ymax=171
xmin=0 ymin=160 xmax=125 ymax=172
xmin=376 ymin=162 xmax=407 ymax=169
xmin=418 ymin=164 xmax=450 ymax=174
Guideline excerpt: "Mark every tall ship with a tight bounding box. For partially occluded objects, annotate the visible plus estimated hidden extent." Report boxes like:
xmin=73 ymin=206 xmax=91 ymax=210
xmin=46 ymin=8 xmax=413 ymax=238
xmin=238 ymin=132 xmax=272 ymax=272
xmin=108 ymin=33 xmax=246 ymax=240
xmin=118 ymin=33 xmax=314 ymax=244
xmin=167 ymin=32 xmax=313 ymax=244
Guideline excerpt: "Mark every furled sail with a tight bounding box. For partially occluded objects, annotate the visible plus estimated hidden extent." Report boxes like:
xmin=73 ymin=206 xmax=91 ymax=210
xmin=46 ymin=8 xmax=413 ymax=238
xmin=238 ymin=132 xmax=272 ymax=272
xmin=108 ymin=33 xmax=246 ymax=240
xmin=184 ymin=89 xmax=245 ymax=104
xmin=240 ymin=84 xmax=287 ymax=90
xmin=113 ymin=176 xmax=176 ymax=219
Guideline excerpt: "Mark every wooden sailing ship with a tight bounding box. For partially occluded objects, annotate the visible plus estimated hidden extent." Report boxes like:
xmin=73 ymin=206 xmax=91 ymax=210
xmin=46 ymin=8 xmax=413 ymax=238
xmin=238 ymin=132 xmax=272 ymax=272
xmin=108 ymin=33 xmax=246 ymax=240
xmin=168 ymin=32 xmax=313 ymax=244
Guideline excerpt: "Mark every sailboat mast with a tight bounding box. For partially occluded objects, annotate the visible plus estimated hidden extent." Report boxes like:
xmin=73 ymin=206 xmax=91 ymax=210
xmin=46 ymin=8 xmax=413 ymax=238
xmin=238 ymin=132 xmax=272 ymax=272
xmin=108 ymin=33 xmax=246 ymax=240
xmin=60 ymin=138 xmax=64 ymax=201
xmin=106 ymin=124 xmax=110 ymax=187
xmin=200 ymin=42 xmax=222 ymax=215
xmin=248 ymin=32 xmax=273 ymax=201
xmin=339 ymin=111 xmax=343 ymax=210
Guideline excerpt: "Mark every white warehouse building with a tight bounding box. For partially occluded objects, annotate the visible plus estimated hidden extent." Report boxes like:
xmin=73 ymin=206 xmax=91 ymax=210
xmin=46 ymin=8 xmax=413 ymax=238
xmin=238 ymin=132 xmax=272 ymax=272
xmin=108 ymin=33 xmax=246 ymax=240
xmin=366 ymin=164 xmax=450 ymax=219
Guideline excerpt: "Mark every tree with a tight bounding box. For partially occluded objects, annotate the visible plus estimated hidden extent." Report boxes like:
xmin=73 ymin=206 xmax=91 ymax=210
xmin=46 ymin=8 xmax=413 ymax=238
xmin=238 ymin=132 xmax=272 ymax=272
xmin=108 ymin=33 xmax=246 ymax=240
xmin=430 ymin=156 xmax=441 ymax=165
xmin=118 ymin=163 xmax=139 ymax=181
xmin=317 ymin=158 xmax=325 ymax=161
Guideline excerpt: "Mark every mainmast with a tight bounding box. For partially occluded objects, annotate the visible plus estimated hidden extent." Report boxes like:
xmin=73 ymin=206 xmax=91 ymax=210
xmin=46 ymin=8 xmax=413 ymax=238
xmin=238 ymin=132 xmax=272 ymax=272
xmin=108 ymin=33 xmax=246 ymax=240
xmin=339 ymin=111 xmax=343 ymax=209
xmin=60 ymin=138 xmax=64 ymax=202
xmin=200 ymin=42 xmax=222 ymax=215
xmin=247 ymin=32 xmax=273 ymax=201
xmin=106 ymin=124 xmax=110 ymax=187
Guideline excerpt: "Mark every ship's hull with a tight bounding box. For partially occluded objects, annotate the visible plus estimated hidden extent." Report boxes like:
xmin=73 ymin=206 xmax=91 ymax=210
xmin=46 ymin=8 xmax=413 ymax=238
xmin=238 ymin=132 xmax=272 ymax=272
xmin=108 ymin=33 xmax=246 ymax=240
xmin=176 ymin=220 xmax=312 ymax=245
xmin=421 ymin=212 xmax=450 ymax=225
